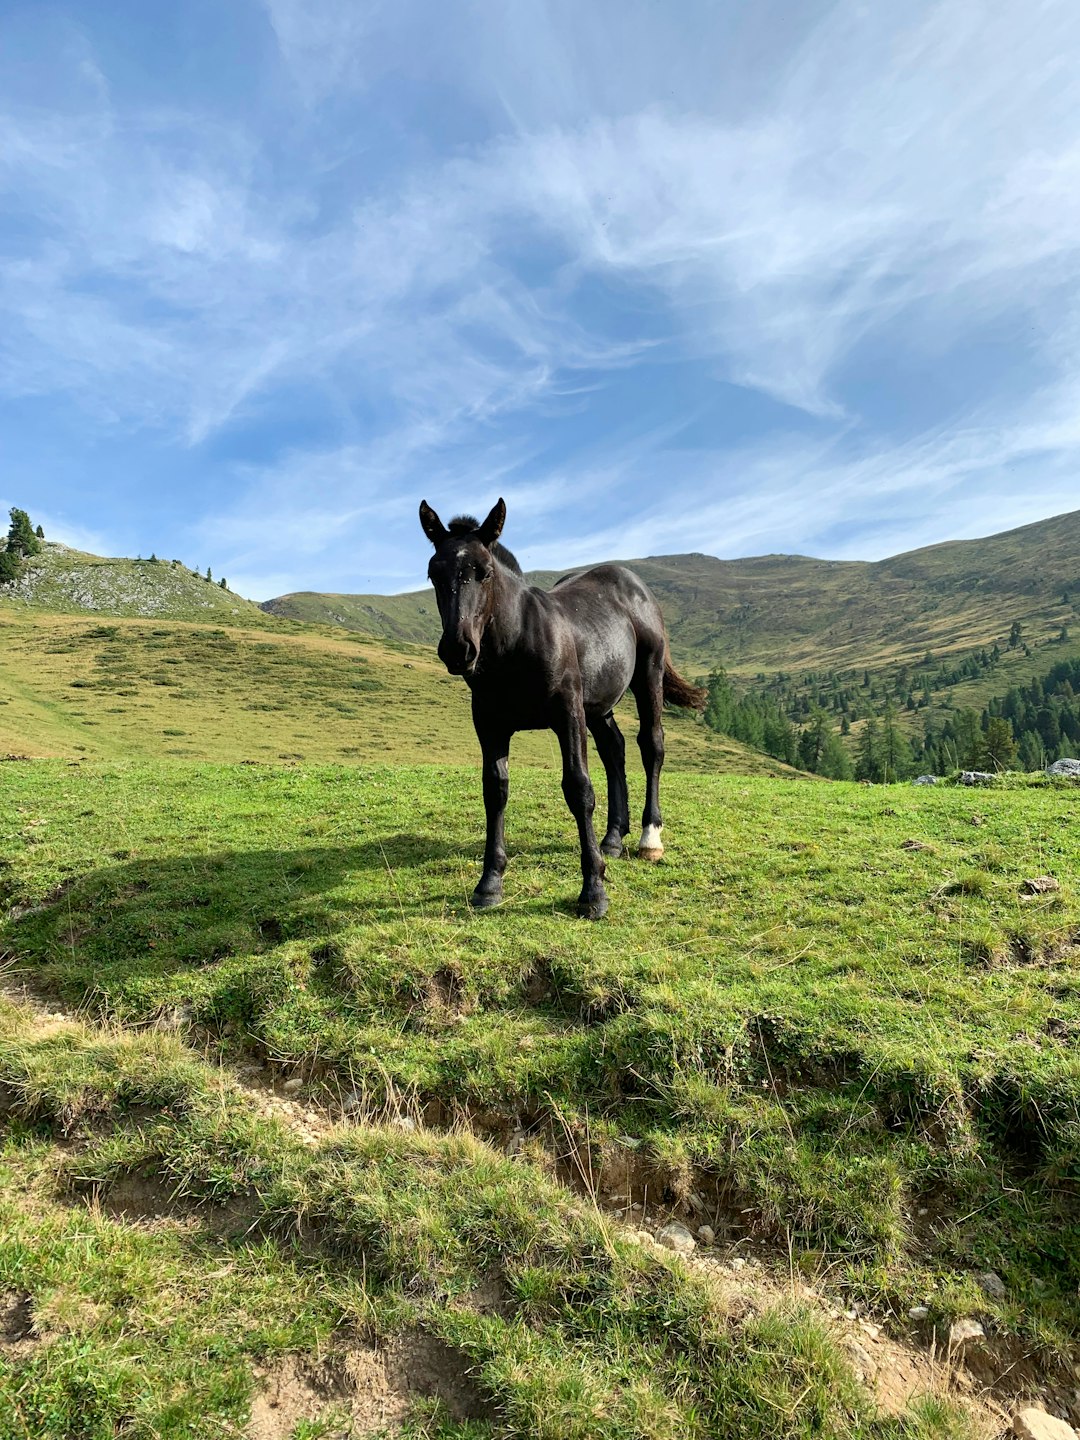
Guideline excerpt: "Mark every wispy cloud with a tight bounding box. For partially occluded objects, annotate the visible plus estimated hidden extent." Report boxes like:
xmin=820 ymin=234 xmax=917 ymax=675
xmin=2 ymin=1 xmax=1080 ymax=590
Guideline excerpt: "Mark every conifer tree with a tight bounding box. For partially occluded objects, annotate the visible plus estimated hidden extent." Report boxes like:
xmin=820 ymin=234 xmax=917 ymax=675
xmin=977 ymin=716 xmax=1018 ymax=772
xmin=855 ymin=718 xmax=882 ymax=782
xmin=6 ymin=508 xmax=40 ymax=558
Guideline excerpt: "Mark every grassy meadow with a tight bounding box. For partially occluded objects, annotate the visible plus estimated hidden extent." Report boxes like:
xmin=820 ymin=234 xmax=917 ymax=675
xmin=0 ymin=609 xmax=790 ymax=775
xmin=2 ymin=756 xmax=1079 ymax=1436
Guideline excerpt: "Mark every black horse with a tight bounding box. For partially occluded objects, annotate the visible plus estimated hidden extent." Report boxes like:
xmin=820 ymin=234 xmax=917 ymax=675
xmin=419 ymin=498 xmax=706 ymax=918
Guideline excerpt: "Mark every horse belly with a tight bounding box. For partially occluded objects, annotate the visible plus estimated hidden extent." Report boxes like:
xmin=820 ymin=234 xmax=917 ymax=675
xmin=580 ymin=632 xmax=636 ymax=714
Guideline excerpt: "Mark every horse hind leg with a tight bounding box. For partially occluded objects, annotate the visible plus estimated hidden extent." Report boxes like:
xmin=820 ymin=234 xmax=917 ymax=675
xmin=631 ymin=655 xmax=665 ymax=862
xmin=588 ymin=711 xmax=630 ymax=858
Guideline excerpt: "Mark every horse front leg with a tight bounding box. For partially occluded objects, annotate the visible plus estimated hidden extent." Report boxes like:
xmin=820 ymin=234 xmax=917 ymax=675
xmin=473 ymin=728 xmax=511 ymax=909
xmin=554 ymin=701 xmax=609 ymax=919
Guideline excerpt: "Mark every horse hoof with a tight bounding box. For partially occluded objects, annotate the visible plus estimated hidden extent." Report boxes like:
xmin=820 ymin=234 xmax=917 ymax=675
xmin=637 ymin=846 xmax=664 ymax=863
xmin=471 ymin=889 xmax=503 ymax=910
xmin=577 ymin=894 xmax=609 ymax=920
xmin=601 ymin=840 xmax=625 ymax=858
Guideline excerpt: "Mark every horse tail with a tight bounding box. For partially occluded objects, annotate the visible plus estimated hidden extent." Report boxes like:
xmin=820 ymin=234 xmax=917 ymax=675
xmin=662 ymin=651 xmax=708 ymax=711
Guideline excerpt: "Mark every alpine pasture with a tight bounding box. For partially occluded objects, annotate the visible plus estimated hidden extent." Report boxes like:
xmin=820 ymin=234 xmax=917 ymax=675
xmin=2 ymin=542 xmax=1079 ymax=1440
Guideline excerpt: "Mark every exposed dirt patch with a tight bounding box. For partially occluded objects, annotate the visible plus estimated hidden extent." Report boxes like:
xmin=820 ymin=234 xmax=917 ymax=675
xmin=425 ymin=963 xmax=467 ymax=1017
xmin=0 ymin=1290 xmax=37 ymax=1357
xmin=70 ymin=1169 xmax=260 ymax=1236
xmin=248 ymin=1333 xmax=490 ymax=1439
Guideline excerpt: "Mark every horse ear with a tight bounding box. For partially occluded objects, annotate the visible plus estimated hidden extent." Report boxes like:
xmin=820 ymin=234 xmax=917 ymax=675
xmin=477 ymin=498 xmax=506 ymax=547
xmin=419 ymin=500 xmax=447 ymax=546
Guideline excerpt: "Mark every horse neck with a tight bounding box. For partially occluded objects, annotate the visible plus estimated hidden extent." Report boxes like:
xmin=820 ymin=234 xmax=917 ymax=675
xmin=483 ymin=562 xmax=526 ymax=659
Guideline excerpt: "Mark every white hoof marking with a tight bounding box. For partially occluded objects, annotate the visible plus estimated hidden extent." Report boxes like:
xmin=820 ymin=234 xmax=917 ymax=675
xmin=638 ymin=824 xmax=664 ymax=860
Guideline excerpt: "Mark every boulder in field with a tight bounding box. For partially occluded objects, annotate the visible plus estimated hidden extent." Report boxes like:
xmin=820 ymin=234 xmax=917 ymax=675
xmin=1046 ymin=758 xmax=1080 ymax=778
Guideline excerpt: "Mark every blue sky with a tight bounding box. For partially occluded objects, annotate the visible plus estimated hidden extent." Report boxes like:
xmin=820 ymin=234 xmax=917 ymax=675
xmin=3 ymin=0 xmax=1080 ymax=598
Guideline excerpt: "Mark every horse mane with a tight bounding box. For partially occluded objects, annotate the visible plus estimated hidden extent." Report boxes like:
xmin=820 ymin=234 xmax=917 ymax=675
xmin=448 ymin=515 xmax=522 ymax=575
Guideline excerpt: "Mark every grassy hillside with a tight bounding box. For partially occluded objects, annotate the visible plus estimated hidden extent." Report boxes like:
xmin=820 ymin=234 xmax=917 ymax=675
xmin=3 ymin=760 xmax=1079 ymax=1435
xmin=0 ymin=609 xmax=787 ymax=775
xmin=266 ymin=510 xmax=1080 ymax=687
xmin=2 ymin=541 xmax=278 ymax=626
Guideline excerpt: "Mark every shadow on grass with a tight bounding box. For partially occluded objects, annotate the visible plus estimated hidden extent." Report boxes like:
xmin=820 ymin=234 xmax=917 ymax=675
xmin=2 ymin=834 xmax=484 ymax=991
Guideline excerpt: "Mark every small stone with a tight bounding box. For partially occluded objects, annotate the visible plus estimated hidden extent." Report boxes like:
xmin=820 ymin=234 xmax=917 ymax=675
xmin=655 ymin=1222 xmax=696 ymax=1255
xmin=730 ymin=1257 xmax=747 ymax=1272
xmin=901 ymin=838 xmax=935 ymax=851
xmin=697 ymin=1225 xmax=715 ymax=1245
xmin=949 ymin=1318 xmax=985 ymax=1348
xmin=844 ymin=1340 xmax=876 ymax=1379
xmin=1021 ymin=876 xmax=1060 ymax=896
xmin=977 ymin=1270 xmax=1007 ymax=1300
xmin=908 ymin=1306 xmax=929 ymax=1320
xmin=960 ymin=771 xmax=995 ymax=786
xmin=687 ymin=1191 xmax=707 ymax=1213
xmin=912 ymin=775 xmax=941 ymax=786
xmin=281 ymin=1078 xmax=303 ymax=1094
xmin=1011 ymin=1406 xmax=1079 ymax=1440
xmin=917 ymin=1207 xmax=928 ymax=1217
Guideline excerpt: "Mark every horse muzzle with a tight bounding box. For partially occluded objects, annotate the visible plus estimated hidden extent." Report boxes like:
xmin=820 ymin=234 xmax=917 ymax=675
xmin=438 ymin=635 xmax=479 ymax=676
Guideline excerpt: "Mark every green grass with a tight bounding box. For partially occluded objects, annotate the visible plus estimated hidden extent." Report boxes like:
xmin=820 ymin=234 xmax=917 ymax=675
xmin=2 ymin=760 xmax=1078 ymax=1392
xmin=1 ymin=997 xmax=962 ymax=1439
xmin=0 ymin=609 xmax=793 ymax=776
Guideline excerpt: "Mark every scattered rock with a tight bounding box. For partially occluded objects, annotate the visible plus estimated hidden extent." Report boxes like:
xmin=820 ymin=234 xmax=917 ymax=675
xmin=949 ymin=1318 xmax=985 ymax=1348
xmin=959 ymin=771 xmax=996 ymax=786
xmin=1012 ymin=1406 xmax=1079 ymax=1440
xmin=912 ymin=775 xmax=941 ymax=786
xmin=843 ymin=1339 xmax=877 ymax=1380
xmin=977 ymin=1270 xmax=1007 ymax=1300
xmin=697 ymin=1225 xmax=715 ymax=1245
xmin=1045 ymin=758 xmax=1080 ymax=778
xmin=907 ymin=1306 xmax=929 ymax=1321
xmin=281 ymin=1078 xmax=303 ymax=1094
xmin=655 ymin=1222 xmax=696 ymax=1255
xmin=729 ymin=1257 xmax=747 ymax=1272
xmin=1021 ymin=876 xmax=1061 ymax=896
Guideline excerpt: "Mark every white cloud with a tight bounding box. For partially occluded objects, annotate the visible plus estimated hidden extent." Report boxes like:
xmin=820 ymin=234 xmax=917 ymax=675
xmin=4 ymin=0 xmax=1080 ymax=590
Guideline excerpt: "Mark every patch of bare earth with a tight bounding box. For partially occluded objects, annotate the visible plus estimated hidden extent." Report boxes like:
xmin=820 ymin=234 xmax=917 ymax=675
xmin=248 ymin=1334 xmax=489 ymax=1439
xmin=0 ymin=1290 xmax=37 ymax=1359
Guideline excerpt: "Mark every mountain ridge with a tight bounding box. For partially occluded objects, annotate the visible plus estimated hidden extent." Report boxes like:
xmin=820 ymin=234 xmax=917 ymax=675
xmin=262 ymin=507 xmax=1080 ymax=682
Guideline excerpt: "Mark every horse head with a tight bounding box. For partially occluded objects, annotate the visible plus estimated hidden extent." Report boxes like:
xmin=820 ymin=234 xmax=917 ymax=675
xmin=419 ymin=498 xmax=506 ymax=677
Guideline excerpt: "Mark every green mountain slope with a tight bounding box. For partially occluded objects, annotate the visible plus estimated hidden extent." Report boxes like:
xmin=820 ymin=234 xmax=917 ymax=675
xmin=265 ymin=509 xmax=1080 ymax=683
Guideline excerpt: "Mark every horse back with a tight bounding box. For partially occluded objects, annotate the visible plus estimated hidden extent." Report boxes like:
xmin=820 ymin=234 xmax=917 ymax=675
xmin=545 ymin=564 xmax=665 ymax=711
